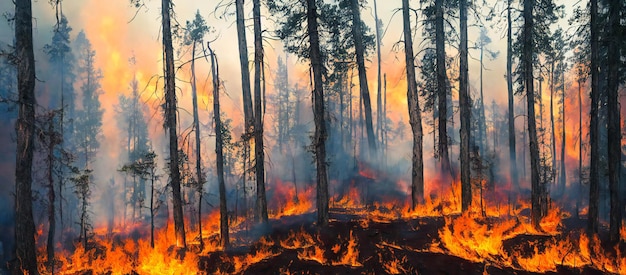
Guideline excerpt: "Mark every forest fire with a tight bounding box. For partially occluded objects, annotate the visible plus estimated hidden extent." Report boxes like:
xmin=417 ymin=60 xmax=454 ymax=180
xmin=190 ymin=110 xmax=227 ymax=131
xmin=2 ymin=0 xmax=625 ymax=273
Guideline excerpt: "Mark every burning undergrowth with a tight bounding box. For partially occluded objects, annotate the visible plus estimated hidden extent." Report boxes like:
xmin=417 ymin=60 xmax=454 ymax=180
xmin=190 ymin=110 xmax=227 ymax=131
xmin=33 ymin=166 xmax=626 ymax=274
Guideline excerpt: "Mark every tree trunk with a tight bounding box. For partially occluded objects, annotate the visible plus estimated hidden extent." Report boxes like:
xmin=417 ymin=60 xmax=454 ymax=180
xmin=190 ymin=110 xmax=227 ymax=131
xmin=479 ymin=44 xmax=487 ymax=156
xmin=403 ymin=0 xmax=424 ymax=208
xmin=524 ymin=0 xmax=545 ymax=230
xmin=190 ymin=41 xmax=204 ymax=249
xmin=14 ymin=0 xmax=38 ymax=273
xmin=559 ymin=70 xmax=566 ymax=194
xmin=161 ymin=0 xmax=186 ymax=248
xmin=253 ymin=0 xmax=268 ymax=224
xmin=607 ymin=0 xmax=621 ymax=243
xmin=459 ymin=0 xmax=471 ymax=212
xmin=577 ymin=76 xmax=583 ymax=219
xmin=307 ymin=0 xmax=329 ymax=226
xmin=435 ymin=0 xmax=451 ymax=176
xmin=507 ymin=0 xmax=518 ymax=190
xmin=236 ymin=0 xmax=254 ymax=133
xmin=350 ymin=0 xmax=377 ymax=155
xmin=47 ymin=116 xmax=56 ymax=272
xmin=374 ymin=0 xmax=382 ymax=153
xmin=588 ymin=0 xmax=600 ymax=234
xmin=209 ymin=44 xmax=230 ymax=248
xmin=550 ymin=62 xmax=557 ymax=185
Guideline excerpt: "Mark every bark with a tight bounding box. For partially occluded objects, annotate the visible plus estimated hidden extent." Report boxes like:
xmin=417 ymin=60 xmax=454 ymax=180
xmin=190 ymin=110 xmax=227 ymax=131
xmin=307 ymin=0 xmax=329 ymax=226
xmin=559 ymin=70 xmax=566 ymax=194
xmin=550 ymin=62 xmax=556 ymax=183
xmin=588 ymin=0 xmax=600 ymax=234
xmin=161 ymin=0 xmax=186 ymax=248
xmin=403 ymin=0 xmax=424 ymax=208
xmin=478 ymin=45 xmax=487 ymax=156
xmin=350 ymin=0 xmax=377 ymax=155
xmin=14 ymin=0 xmax=38 ymax=273
xmin=46 ymin=117 xmax=56 ymax=271
xmin=507 ymin=0 xmax=519 ymax=191
xmin=524 ymin=0 xmax=546 ymax=229
xmin=253 ymin=0 xmax=268 ymax=224
xmin=236 ymin=0 xmax=254 ymax=132
xmin=190 ymin=41 xmax=204 ymax=249
xmin=435 ymin=0 xmax=451 ymax=176
xmin=459 ymin=0 xmax=471 ymax=212
xmin=607 ymin=0 xmax=621 ymax=243
xmin=209 ymin=44 xmax=230 ymax=248
xmin=374 ymin=0 xmax=382 ymax=152
xmin=576 ymin=76 xmax=582 ymax=219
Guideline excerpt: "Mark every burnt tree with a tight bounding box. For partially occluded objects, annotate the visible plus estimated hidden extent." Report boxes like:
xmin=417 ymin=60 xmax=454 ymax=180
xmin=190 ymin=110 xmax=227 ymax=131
xmin=459 ymin=0 xmax=471 ymax=211
xmin=403 ymin=0 xmax=425 ymax=208
xmin=14 ymin=0 xmax=39 ymax=273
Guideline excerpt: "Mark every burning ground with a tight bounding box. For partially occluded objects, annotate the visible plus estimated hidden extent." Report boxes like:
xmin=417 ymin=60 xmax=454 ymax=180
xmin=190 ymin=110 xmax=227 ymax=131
xmin=34 ymin=169 xmax=626 ymax=275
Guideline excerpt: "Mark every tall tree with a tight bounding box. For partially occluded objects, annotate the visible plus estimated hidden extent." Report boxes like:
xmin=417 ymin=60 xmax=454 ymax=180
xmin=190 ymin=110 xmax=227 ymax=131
xmin=606 ymin=0 xmax=621 ymax=243
xmin=459 ymin=0 xmax=471 ymax=211
xmin=373 ymin=0 xmax=383 ymax=152
xmin=350 ymin=0 xmax=377 ymax=155
xmin=161 ymin=0 xmax=186 ymax=248
xmin=588 ymin=0 xmax=600 ymax=234
xmin=253 ymin=0 xmax=268 ymax=224
xmin=307 ymin=0 xmax=329 ymax=226
xmin=435 ymin=0 xmax=451 ymax=176
xmin=184 ymin=10 xmax=209 ymax=247
xmin=403 ymin=0 xmax=425 ymax=208
xmin=523 ymin=0 xmax=546 ymax=229
xmin=208 ymin=43 xmax=230 ymax=248
xmin=507 ymin=0 xmax=518 ymax=190
xmin=14 ymin=0 xmax=39 ymax=258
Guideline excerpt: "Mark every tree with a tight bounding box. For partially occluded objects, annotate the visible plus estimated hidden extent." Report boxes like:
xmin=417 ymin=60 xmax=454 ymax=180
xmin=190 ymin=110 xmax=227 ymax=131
xmin=435 ymin=0 xmax=451 ymax=176
xmin=184 ymin=10 xmax=209 ymax=245
xmin=349 ymin=0 xmax=376 ymax=156
xmin=208 ymin=43 xmax=230 ymax=248
xmin=373 ymin=0 xmax=383 ymax=154
xmin=403 ymin=0 xmax=425 ymax=208
xmin=588 ymin=0 xmax=600 ymax=234
xmin=459 ymin=0 xmax=471 ymax=211
xmin=253 ymin=0 xmax=269 ymax=224
xmin=161 ymin=0 xmax=186 ymax=248
xmin=307 ymin=0 xmax=329 ymax=226
xmin=606 ymin=0 xmax=621 ymax=243
xmin=506 ymin=0 xmax=518 ymax=190
xmin=14 ymin=0 xmax=39 ymax=272
xmin=74 ymin=31 xmax=103 ymax=171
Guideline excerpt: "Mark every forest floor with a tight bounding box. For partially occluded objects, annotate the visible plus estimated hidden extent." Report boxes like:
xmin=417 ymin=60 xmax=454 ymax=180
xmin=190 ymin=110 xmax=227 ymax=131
xmin=197 ymin=209 xmax=617 ymax=275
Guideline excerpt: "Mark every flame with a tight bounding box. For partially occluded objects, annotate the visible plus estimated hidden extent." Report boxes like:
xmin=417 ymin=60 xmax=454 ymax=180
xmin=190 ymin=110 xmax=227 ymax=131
xmin=331 ymin=231 xmax=362 ymax=267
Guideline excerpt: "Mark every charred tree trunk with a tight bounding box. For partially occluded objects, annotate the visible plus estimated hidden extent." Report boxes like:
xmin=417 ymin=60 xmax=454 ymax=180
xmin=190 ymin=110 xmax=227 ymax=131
xmin=14 ymin=0 xmax=38 ymax=273
xmin=524 ymin=0 xmax=546 ymax=229
xmin=307 ymin=0 xmax=329 ymax=226
xmin=46 ymin=115 xmax=56 ymax=272
xmin=507 ymin=0 xmax=518 ymax=190
xmin=374 ymin=0 xmax=382 ymax=153
xmin=559 ymin=71 xmax=566 ymax=194
xmin=607 ymin=0 xmax=621 ymax=243
xmin=550 ymin=62 xmax=557 ymax=184
xmin=161 ymin=0 xmax=186 ymax=248
xmin=190 ymin=41 xmax=204 ymax=249
xmin=588 ymin=0 xmax=600 ymax=234
xmin=403 ymin=0 xmax=424 ymax=208
xmin=459 ymin=0 xmax=471 ymax=212
xmin=350 ymin=0 xmax=377 ymax=155
xmin=209 ymin=44 xmax=230 ymax=248
xmin=435 ymin=0 xmax=451 ymax=176
xmin=237 ymin=0 xmax=254 ymax=132
xmin=253 ymin=0 xmax=268 ymax=224
xmin=479 ymin=44 xmax=487 ymax=156
xmin=576 ymin=75 xmax=583 ymax=219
